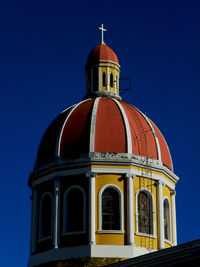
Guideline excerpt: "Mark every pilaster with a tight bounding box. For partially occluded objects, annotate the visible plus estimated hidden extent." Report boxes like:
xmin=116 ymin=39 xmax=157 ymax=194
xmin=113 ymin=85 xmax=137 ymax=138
xmin=53 ymin=180 xmax=61 ymax=249
xmin=158 ymin=180 xmax=164 ymax=249
xmin=171 ymin=190 xmax=177 ymax=245
xmin=86 ymin=171 xmax=97 ymax=245
xmin=126 ymin=173 xmax=136 ymax=246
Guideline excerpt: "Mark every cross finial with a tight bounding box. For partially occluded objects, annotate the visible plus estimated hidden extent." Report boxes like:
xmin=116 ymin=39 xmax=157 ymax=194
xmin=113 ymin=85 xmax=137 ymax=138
xmin=99 ymin=24 xmax=107 ymax=44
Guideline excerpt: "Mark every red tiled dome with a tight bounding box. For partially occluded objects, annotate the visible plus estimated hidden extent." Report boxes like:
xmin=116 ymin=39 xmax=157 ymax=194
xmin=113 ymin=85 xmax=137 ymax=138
xmin=35 ymin=97 xmax=173 ymax=170
xmin=86 ymin=44 xmax=119 ymax=66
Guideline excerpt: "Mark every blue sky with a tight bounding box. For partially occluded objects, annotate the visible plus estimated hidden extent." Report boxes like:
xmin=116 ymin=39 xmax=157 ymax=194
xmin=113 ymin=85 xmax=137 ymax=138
xmin=1 ymin=1 xmax=200 ymax=266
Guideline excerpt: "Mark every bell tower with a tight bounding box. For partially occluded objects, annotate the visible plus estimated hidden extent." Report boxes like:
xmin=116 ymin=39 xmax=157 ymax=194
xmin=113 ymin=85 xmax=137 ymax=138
xmin=85 ymin=24 xmax=121 ymax=100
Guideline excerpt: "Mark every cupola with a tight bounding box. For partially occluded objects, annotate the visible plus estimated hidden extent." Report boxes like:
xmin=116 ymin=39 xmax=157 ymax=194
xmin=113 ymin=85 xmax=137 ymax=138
xmin=85 ymin=24 xmax=121 ymax=100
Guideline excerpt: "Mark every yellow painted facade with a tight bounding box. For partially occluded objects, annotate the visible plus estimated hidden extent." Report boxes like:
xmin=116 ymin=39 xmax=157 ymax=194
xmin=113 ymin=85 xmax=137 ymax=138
xmin=92 ymin=163 xmax=175 ymax=250
xmin=99 ymin=62 xmax=120 ymax=93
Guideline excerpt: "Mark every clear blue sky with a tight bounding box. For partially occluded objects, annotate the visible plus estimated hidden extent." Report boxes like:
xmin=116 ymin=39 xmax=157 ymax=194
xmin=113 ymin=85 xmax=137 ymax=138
xmin=1 ymin=1 xmax=200 ymax=266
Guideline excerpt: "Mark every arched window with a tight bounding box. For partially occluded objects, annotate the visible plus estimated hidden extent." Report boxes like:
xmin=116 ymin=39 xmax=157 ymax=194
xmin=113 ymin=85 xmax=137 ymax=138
xmin=100 ymin=186 xmax=121 ymax=231
xmin=63 ymin=186 xmax=86 ymax=233
xmin=110 ymin=73 xmax=113 ymax=88
xmin=102 ymin=72 xmax=106 ymax=87
xmin=116 ymin=75 xmax=118 ymax=89
xmin=164 ymin=198 xmax=171 ymax=241
xmin=39 ymin=193 xmax=53 ymax=239
xmin=137 ymin=190 xmax=153 ymax=235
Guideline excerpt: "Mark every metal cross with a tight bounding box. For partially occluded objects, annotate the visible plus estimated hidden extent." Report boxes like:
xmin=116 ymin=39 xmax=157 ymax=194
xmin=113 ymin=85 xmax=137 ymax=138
xmin=99 ymin=24 xmax=107 ymax=44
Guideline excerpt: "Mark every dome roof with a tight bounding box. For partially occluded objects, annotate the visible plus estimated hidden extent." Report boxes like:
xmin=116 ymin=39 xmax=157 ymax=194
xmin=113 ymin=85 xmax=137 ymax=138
xmin=86 ymin=43 xmax=119 ymax=66
xmin=35 ymin=97 xmax=173 ymax=170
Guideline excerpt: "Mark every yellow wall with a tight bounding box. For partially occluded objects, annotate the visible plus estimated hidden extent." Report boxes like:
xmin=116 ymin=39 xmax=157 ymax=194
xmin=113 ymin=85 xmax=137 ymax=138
xmin=99 ymin=63 xmax=120 ymax=93
xmin=133 ymin=176 xmax=158 ymax=250
xmin=95 ymin=174 xmax=125 ymax=245
xmin=92 ymin=164 xmax=175 ymax=249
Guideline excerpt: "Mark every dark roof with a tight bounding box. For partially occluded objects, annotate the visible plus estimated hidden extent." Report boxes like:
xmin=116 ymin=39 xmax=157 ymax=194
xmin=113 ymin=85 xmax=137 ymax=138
xmin=108 ymin=239 xmax=200 ymax=267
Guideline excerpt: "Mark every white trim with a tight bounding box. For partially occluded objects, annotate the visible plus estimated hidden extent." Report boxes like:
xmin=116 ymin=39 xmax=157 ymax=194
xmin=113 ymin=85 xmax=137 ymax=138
xmin=32 ymin=166 xmax=176 ymax=193
xmin=53 ymin=105 xmax=76 ymax=158
xmin=114 ymin=68 xmax=117 ymax=94
xmin=89 ymin=97 xmax=100 ymax=152
xmin=57 ymin=99 xmax=90 ymax=157
xmin=97 ymin=230 xmax=125 ymax=234
xmin=87 ymin=172 xmax=96 ymax=245
xmin=106 ymin=66 xmax=110 ymax=91
xmin=135 ymin=188 xmax=156 ymax=237
xmin=99 ymin=59 xmax=120 ymax=68
xmin=98 ymin=66 xmax=101 ymax=91
xmin=171 ymin=190 xmax=177 ymax=245
xmin=53 ymin=181 xmax=60 ymax=249
xmin=158 ymin=181 xmax=164 ymax=249
xmin=61 ymin=104 xmax=76 ymax=114
xmin=98 ymin=184 xmax=124 ymax=232
xmin=63 ymin=185 xmax=86 ymax=234
xmin=39 ymin=192 xmax=53 ymax=241
xmin=92 ymin=63 xmax=120 ymax=71
xmin=113 ymin=99 xmax=132 ymax=154
xmin=31 ymin=152 xmax=179 ymax=186
xmin=133 ymin=106 xmax=173 ymax=170
xmin=126 ymin=173 xmax=135 ymax=246
xmin=143 ymin=113 xmax=161 ymax=161
xmin=163 ymin=196 xmax=172 ymax=243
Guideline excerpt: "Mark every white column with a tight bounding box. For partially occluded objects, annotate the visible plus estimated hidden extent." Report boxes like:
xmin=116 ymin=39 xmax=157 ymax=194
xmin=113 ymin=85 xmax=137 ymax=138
xmin=98 ymin=66 xmax=101 ymax=91
xmin=106 ymin=66 xmax=110 ymax=91
xmin=126 ymin=173 xmax=135 ymax=246
xmin=171 ymin=190 xmax=177 ymax=245
xmin=53 ymin=180 xmax=60 ymax=249
xmin=30 ymin=189 xmax=38 ymax=255
xmin=114 ymin=68 xmax=117 ymax=93
xmin=87 ymin=171 xmax=96 ymax=245
xmin=158 ymin=180 xmax=164 ymax=249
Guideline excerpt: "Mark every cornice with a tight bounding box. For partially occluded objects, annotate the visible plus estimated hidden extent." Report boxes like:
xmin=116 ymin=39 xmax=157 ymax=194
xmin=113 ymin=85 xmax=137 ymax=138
xmin=29 ymin=152 xmax=179 ymax=187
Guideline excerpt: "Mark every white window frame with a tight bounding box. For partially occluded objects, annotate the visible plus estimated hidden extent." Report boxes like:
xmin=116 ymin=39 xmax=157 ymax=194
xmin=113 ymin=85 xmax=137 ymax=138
xmin=136 ymin=188 xmax=156 ymax=238
xmin=98 ymin=184 xmax=124 ymax=234
xmin=39 ymin=192 xmax=53 ymax=241
xmin=163 ymin=196 xmax=172 ymax=243
xmin=62 ymin=185 xmax=86 ymax=235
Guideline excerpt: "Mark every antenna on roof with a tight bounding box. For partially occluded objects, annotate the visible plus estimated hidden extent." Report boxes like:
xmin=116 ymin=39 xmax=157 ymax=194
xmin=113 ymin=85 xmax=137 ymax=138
xmin=119 ymin=78 xmax=131 ymax=94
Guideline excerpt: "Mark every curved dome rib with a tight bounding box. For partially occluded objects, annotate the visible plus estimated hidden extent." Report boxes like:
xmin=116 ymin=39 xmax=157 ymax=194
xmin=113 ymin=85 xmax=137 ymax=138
xmin=134 ymin=106 xmax=162 ymax=162
xmin=113 ymin=99 xmax=132 ymax=154
xmin=89 ymin=97 xmax=101 ymax=152
xmin=59 ymin=98 xmax=94 ymax=158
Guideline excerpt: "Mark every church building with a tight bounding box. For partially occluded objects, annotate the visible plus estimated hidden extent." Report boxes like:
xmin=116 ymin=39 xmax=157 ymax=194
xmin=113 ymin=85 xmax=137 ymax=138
xmin=28 ymin=25 xmax=179 ymax=267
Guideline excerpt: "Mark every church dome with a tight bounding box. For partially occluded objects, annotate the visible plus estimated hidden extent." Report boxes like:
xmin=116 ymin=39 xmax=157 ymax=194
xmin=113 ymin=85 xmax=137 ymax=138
xmin=86 ymin=43 xmax=119 ymax=66
xmin=35 ymin=97 xmax=173 ymax=170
